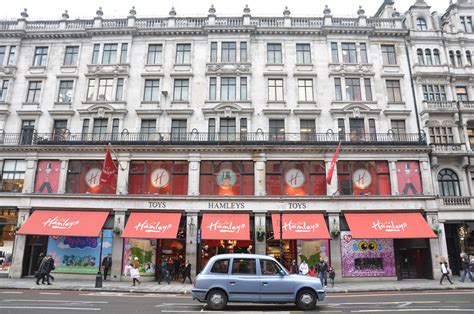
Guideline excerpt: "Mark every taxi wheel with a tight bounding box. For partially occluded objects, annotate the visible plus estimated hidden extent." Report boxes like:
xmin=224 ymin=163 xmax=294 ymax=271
xmin=296 ymin=289 xmax=317 ymax=311
xmin=206 ymin=289 xmax=227 ymax=310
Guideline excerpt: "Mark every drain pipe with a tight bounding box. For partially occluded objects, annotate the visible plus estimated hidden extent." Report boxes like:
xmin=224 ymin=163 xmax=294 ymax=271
xmin=404 ymin=37 xmax=423 ymax=143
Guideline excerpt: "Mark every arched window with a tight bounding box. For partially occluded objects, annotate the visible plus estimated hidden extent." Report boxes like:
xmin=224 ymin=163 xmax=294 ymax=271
xmin=437 ymin=169 xmax=461 ymax=196
xmin=416 ymin=18 xmax=428 ymax=31
xmin=449 ymin=50 xmax=456 ymax=66
xmin=425 ymin=49 xmax=433 ymax=65
xmin=417 ymin=48 xmax=424 ymax=64
xmin=466 ymin=50 xmax=472 ymax=67
xmin=433 ymin=49 xmax=441 ymax=65
xmin=456 ymin=50 xmax=463 ymax=67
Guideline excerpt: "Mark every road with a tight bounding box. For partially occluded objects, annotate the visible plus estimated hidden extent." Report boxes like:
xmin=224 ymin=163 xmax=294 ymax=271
xmin=0 ymin=289 xmax=473 ymax=313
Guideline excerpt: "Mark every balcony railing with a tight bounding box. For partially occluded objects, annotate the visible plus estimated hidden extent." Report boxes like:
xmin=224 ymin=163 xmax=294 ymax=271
xmin=440 ymin=196 xmax=472 ymax=207
xmin=422 ymin=100 xmax=457 ymax=110
xmin=430 ymin=143 xmax=466 ymax=152
xmin=0 ymin=132 xmax=426 ymax=146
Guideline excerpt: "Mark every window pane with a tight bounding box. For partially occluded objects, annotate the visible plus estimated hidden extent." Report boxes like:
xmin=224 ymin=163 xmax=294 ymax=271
xmin=232 ymin=259 xmax=256 ymax=275
xmin=147 ymin=44 xmax=162 ymax=64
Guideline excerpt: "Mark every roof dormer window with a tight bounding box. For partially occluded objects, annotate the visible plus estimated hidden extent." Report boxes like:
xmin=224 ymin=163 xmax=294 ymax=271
xmin=416 ymin=18 xmax=428 ymax=31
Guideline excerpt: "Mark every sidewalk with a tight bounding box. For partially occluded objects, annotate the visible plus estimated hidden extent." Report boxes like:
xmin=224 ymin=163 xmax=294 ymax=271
xmin=0 ymin=277 xmax=473 ymax=294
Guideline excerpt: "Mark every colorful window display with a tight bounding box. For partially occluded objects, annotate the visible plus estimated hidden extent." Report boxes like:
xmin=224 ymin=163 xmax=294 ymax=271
xmin=46 ymin=230 xmax=113 ymax=274
xmin=66 ymin=160 xmax=116 ymax=194
xmin=396 ymin=161 xmax=422 ymax=195
xmin=34 ymin=160 xmax=61 ymax=193
xmin=337 ymin=161 xmax=390 ymax=195
xmin=0 ymin=210 xmax=17 ymax=274
xmin=129 ymin=161 xmax=188 ymax=195
xmin=200 ymin=161 xmax=254 ymax=195
xmin=266 ymin=161 xmax=326 ymax=196
xmin=340 ymin=231 xmax=396 ymax=277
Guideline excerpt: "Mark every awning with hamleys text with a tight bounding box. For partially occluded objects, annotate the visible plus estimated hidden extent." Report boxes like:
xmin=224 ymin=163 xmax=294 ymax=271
xmin=201 ymin=214 xmax=250 ymax=241
xmin=122 ymin=212 xmax=182 ymax=239
xmin=345 ymin=212 xmax=437 ymax=239
xmin=271 ymin=213 xmax=330 ymax=240
xmin=17 ymin=210 xmax=109 ymax=237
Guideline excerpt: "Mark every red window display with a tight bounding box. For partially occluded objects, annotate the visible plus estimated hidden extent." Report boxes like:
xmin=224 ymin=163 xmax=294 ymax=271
xmin=200 ymin=161 xmax=254 ymax=195
xmin=34 ymin=160 xmax=61 ymax=194
xmin=337 ymin=161 xmax=390 ymax=196
xmin=128 ymin=161 xmax=188 ymax=195
xmin=66 ymin=160 xmax=116 ymax=194
xmin=266 ymin=161 xmax=326 ymax=196
xmin=396 ymin=161 xmax=422 ymax=195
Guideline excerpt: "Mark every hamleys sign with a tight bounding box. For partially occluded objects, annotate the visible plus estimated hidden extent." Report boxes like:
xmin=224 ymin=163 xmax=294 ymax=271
xmin=133 ymin=220 xmax=173 ymax=234
xmin=122 ymin=212 xmax=181 ymax=239
xmin=371 ymin=219 xmax=408 ymax=233
xmin=282 ymin=220 xmax=320 ymax=233
xmin=43 ymin=217 xmax=80 ymax=230
xmin=201 ymin=214 xmax=250 ymax=240
xmin=206 ymin=220 xmax=246 ymax=234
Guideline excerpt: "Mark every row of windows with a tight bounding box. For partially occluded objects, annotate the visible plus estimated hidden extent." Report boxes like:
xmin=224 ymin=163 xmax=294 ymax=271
xmin=416 ymin=48 xmax=441 ymax=66
xmin=421 ymin=85 xmax=470 ymax=102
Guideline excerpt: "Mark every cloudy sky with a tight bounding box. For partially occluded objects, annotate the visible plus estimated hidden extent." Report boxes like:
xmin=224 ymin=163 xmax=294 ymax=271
xmin=2 ymin=0 xmax=449 ymax=20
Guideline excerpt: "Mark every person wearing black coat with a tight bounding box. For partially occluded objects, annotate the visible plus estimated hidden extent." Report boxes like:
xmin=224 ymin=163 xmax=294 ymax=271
xmin=36 ymin=256 xmax=52 ymax=285
xmin=102 ymin=254 xmax=112 ymax=281
xmin=182 ymin=260 xmax=192 ymax=284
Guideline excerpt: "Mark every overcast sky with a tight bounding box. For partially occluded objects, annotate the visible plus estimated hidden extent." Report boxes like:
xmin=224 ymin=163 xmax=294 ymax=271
xmin=1 ymin=0 xmax=449 ymax=20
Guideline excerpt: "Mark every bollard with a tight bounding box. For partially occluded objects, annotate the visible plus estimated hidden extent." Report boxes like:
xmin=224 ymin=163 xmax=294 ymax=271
xmin=95 ymin=272 xmax=103 ymax=288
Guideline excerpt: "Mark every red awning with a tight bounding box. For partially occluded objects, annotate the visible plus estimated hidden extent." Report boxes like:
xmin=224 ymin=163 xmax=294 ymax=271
xmin=345 ymin=212 xmax=437 ymax=239
xmin=17 ymin=210 xmax=108 ymax=237
xmin=272 ymin=213 xmax=330 ymax=240
xmin=122 ymin=212 xmax=181 ymax=239
xmin=201 ymin=214 xmax=250 ymax=240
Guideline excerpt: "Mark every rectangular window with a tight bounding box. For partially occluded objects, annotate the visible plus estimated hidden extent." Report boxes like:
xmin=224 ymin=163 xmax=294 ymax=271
xmin=337 ymin=161 xmax=390 ymax=196
xmin=143 ymin=79 xmax=160 ymax=102
xmin=147 ymin=44 xmax=163 ymax=64
xmin=0 ymin=46 xmax=6 ymax=65
xmin=219 ymin=118 xmax=236 ymax=141
xmin=240 ymin=118 xmax=248 ymax=135
xmin=300 ymin=119 xmax=316 ymax=141
xmin=240 ymin=42 xmax=247 ymax=63
xmin=220 ymin=77 xmax=236 ymax=101
xmin=140 ymin=119 xmax=156 ymax=140
xmin=381 ymin=45 xmax=397 ymax=65
xmin=102 ymin=44 xmax=118 ymax=64
xmin=0 ymin=160 xmax=26 ymax=192
xmin=57 ymin=80 xmax=74 ymax=103
xmin=91 ymin=44 xmax=100 ymax=64
xmin=53 ymin=119 xmax=67 ymax=139
xmin=120 ymin=43 xmax=128 ymax=64
xmin=338 ymin=118 xmax=346 ymax=139
xmin=349 ymin=118 xmax=365 ymax=141
xmin=360 ymin=43 xmax=368 ymax=63
xmin=221 ymin=42 xmax=236 ymax=63
xmin=386 ymin=80 xmax=402 ymax=102
xmin=208 ymin=118 xmax=216 ymax=140
xmin=342 ymin=43 xmax=357 ymax=63
xmin=240 ymin=77 xmax=248 ymax=100
xmin=422 ymin=84 xmax=446 ymax=101
xmin=0 ymin=80 xmax=9 ymax=102
xmin=115 ymin=78 xmax=124 ymax=101
xmin=173 ymin=79 xmax=189 ymax=101
xmin=20 ymin=120 xmax=35 ymax=145
xmin=391 ymin=120 xmax=406 ymax=140
xmin=86 ymin=79 xmax=95 ymax=101
xmin=63 ymin=46 xmax=79 ymax=66
xmin=457 ymin=86 xmax=469 ymax=101
xmin=176 ymin=44 xmax=191 ymax=64
xmin=335 ymin=78 xmax=342 ymax=101
xmin=345 ymin=78 xmax=361 ymax=101
xmin=210 ymin=42 xmax=217 ymax=62
xmin=331 ymin=42 xmax=339 ymax=63
xmin=296 ymin=43 xmax=311 ymax=64
xmin=7 ymin=46 xmax=15 ymax=65
xmin=112 ymin=118 xmax=119 ymax=140
xmin=429 ymin=126 xmax=454 ymax=144
xmin=468 ymin=16 xmax=473 ymax=32
xmin=368 ymin=118 xmax=376 ymax=140
xmin=298 ymin=79 xmax=314 ymax=102
xmin=200 ymin=161 xmax=254 ymax=196
xmin=171 ymin=119 xmax=187 ymax=141
xmin=269 ymin=119 xmax=285 ymax=141
xmin=268 ymin=79 xmax=284 ymax=101
xmin=232 ymin=259 xmax=256 ymax=275
xmin=66 ymin=160 xmax=116 ymax=194
xmin=33 ymin=47 xmax=48 ymax=66
xmin=129 ymin=161 xmax=189 ymax=195
xmin=364 ymin=78 xmax=373 ymax=101
xmin=267 ymin=43 xmax=282 ymax=64
xmin=461 ymin=16 xmax=467 ymax=32
xmin=82 ymin=119 xmax=90 ymax=135
xmin=26 ymin=81 xmax=42 ymax=103
xmin=97 ymin=78 xmax=114 ymax=101
xmin=209 ymin=77 xmax=217 ymax=100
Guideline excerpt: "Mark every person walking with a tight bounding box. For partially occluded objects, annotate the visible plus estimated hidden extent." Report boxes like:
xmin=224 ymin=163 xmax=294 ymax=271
xmin=317 ymin=259 xmax=328 ymax=287
xmin=308 ymin=266 xmax=317 ymax=277
xmin=182 ymin=260 xmax=192 ymax=284
xmin=158 ymin=257 xmax=170 ymax=284
xmin=459 ymin=252 xmax=474 ymax=282
xmin=328 ymin=266 xmax=336 ymax=287
xmin=299 ymin=260 xmax=309 ymax=275
xmin=36 ymin=255 xmax=50 ymax=285
xmin=439 ymin=258 xmax=453 ymax=285
xmin=102 ymin=254 xmax=112 ymax=281
xmin=173 ymin=257 xmax=180 ymax=280
xmin=131 ymin=263 xmax=141 ymax=286
xmin=289 ymin=260 xmax=298 ymax=274
xmin=44 ymin=255 xmax=55 ymax=284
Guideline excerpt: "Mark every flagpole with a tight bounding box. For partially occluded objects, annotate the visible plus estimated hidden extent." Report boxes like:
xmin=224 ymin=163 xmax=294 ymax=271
xmin=107 ymin=143 xmax=125 ymax=170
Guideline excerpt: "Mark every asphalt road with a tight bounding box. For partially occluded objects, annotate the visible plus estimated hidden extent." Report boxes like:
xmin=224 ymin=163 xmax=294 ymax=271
xmin=0 ymin=289 xmax=473 ymax=313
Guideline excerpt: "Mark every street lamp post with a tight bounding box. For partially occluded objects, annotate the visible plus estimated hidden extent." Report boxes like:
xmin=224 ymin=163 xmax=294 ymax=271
xmin=279 ymin=210 xmax=283 ymax=264
xmin=95 ymin=230 xmax=104 ymax=288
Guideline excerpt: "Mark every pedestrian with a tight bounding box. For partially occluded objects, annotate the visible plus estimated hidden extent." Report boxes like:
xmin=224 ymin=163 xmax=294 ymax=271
xmin=35 ymin=252 xmax=44 ymax=280
xmin=299 ymin=260 xmax=309 ymax=275
xmin=328 ymin=266 xmax=336 ymax=287
xmin=133 ymin=256 xmax=140 ymax=270
xmin=470 ymin=255 xmax=474 ymax=273
xmin=173 ymin=257 xmax=180 ymax=280
xmin=36 ymin=255 xmax=49 ymax=285
xmin=182 ymin=260 xmax=192 ymax=284
xmin=131 ymin=263 xmax=141 ymax=286
xmin=158 ymin=257 xmax=170 ymax=284
xmin=102 ymin=253 xmax=112 ymax=281
xmin=308 ymin=266 xmax=317 ymax=277
xmin=459 ymin=252 xmax=474 ymax=282
xmin=290 ymin=259 xmax=298 ymax=274
xmin=44 ymin=255 xmax=55 ymax=284
xmin=439 ymin=257 xmax=453 ymax=285
xmin=317 ymin=259 xmax=328 ymax=286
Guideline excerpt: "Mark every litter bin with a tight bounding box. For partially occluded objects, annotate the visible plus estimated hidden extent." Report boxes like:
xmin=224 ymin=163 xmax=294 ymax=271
xmin=95 ymin=272 xmax=103 ymax=288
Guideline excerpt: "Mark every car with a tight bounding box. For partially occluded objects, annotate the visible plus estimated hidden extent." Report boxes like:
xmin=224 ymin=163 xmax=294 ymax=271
xmin=191 ymin=253 xmax=326 ymax=311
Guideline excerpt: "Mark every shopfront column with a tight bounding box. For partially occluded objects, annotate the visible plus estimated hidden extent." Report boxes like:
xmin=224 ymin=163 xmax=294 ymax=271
xmin=328 ymin=213 xmax=342 ymax=281
xmin=254 ymin=213 xmax=266 ymax=255
xmin=186 ymin=212 xmax=198 ymax=277
xmin=111 ymin=210 xmax=126 ymax=281
xmin=188 ymin=154 xmax=201 ymax=196
xmin=116 ymin=155 xmax=130 ymax=195
xmin=325 ymin=160 xmax=338 ymax=195
xmin=21 ymin=157 xmax=37 ymax=193
xmin=57 ymin=159 xmax=69 ymax=194
xmin=426 ymin=212 xmax=446 ymax=280
xmin=389 ymin=160 xmax=399 ymax=195
xmin=254 ymin=153 xmax=266 ymax=196
xmin=9 ymin=208 xmax=30 ymax=278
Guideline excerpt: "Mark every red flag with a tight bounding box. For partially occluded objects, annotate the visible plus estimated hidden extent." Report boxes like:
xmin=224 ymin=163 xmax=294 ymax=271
xmin=326 ymin=142 xmax=341 ymax=185
xmin=100 ymin=149 xmax=117 ymax=188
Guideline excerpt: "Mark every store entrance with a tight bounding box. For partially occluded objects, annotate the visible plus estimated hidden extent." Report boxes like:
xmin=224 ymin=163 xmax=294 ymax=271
xmin=395 ymin=239 xmax=432 ymax=280
xmin=199 ymin=240 xmax=253 ymax=271
xmin=22 ymin=236 xmax=48 ymax=277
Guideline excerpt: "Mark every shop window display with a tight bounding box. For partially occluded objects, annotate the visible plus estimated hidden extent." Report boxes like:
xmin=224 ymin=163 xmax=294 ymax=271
xmin=266 ymin=239 xmax=329 ymax=271
xmin=396 ymin=161 xmax=422 ymax=195
xmin=0 ymin=210 xmax=17 ymax=274
xmin=66 ymin=160 xmax=116 ymax=194
xmin=337 ymin=161 xmax=390 ymax=195
xmin=129 ymin=161 xmax=188 ymax=195
xmin=266 ymin=161 xmax=326 ymax=196
xmin=200 ymin=161 xmax=254 ymax=195
xmin=34 ymin=160 xmax=61 ymax=193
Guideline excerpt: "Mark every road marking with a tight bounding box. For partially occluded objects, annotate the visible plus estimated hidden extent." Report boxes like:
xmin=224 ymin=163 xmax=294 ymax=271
xmin=328 ymin=301 xmax=440 ymax=306
xmin=351 ymin=309 xmax=474 ymax=313
xmin=0 ymin=291 xmax=23 ymax=294
xmin=39 ymin=292 xmax=61 ymax=295
xmin=327 ymin=291 xmax=474 ymax=298
xmin=2 ymin=299 xmax=108 ymax=304
xmin=0 ymin=306 xmax=100 ymax=311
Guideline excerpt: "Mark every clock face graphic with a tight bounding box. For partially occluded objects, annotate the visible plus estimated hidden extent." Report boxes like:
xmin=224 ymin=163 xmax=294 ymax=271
xmin=151 ymin=168 xmax=170 ymax=188
xmin=285 ymin=168 xmax=305 ymax=188
xmin=217 ymin=168 xmax=237 ymax=187
xmin=352 ymin=168 xmax=372 ymax=189
xmin=85 ymin=168 xmax=102 ymax=188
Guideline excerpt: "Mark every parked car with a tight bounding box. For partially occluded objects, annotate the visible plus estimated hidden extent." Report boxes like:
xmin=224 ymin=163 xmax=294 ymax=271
xmin=192 ymin=253 xmax=326 ymax=310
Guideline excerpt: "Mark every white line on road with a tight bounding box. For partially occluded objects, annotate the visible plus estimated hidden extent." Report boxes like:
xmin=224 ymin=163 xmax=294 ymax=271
xmin=351 ymin=309 xmax=474 ymax=313
xmin=39 ymin=292 xmax=61 ymax=295
xmin=2 ymin=299 xmax=108 ymax=304
xmin=0 ymin=306 xmax=101 ymax=311
xmin=328 ymin=301 xmax=440 ymax=306
xmin=327 ymin=291 xmax=474 ymax=298
xmin=0 ymin=291 xmax=23 ymax=294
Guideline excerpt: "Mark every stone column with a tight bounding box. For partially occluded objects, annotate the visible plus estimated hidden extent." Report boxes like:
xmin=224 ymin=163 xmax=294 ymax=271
xmin=254 ymin=213 xmax=266 ymax=255
xmin=389 ymin=160 xmax=399 ymax=195
xmin=420 ymin=159 xmax=433 ymax=195
xmin=110 ymin=210 xmax=126 ymax=281
xmin=426 ymin=212 xmax=446 ymax=281
xmin=116 ymin=156 xmax=130 ymax=195
xmin=57 ymin=159 xmax=69 ymax=194
xmin=325 ymin=160 xmax=338 ymax=196
xmin=188 ymin=154 xmax=201 ymax=196
xmin=462 ymin=123 xmax=471 ymax=151
xmin=254 ymin=153 xmax=266 ymax=196
xmin=186 ymin=212 xmax=198 ymax=277
xmin=22 ymin=157 xmax=37 ymax=193
xmin=9 ymin=208 xmax=30 ymax=278
xmin=328 ymin=213 xmax=342 ymax=282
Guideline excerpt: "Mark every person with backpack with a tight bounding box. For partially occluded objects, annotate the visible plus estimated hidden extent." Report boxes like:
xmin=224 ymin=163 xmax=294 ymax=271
xmin=158 ymin=257 xmax=170 ymax=284
xmin=289 ymin=259 xmax=298 ymax=274
xmin=439 ymin=257 xmax=453 ymax=285
xmin=317 ymin=259 xmax=328 ymax=287
xmin=328 ymin=266 xmax=336 ymax=287
xmin=459 ymin=252 xmax=474 ymax=282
